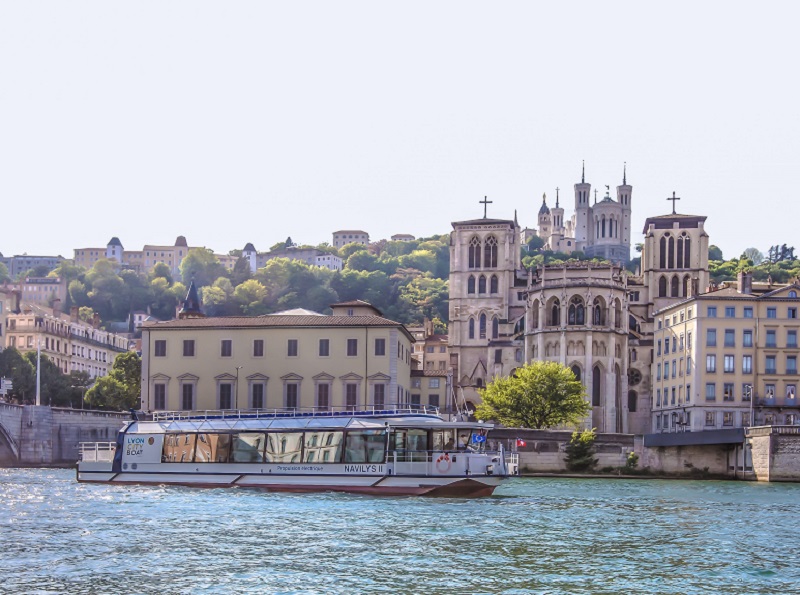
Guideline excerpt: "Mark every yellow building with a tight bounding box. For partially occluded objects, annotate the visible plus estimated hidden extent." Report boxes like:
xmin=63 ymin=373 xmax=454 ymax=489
xmin=3 ymin=304 xmax=130 ymax=376
xmin=652 ymin=273 xmax=800 ymax=432
xmin=140 ymin=304 xmax=414 ymax=413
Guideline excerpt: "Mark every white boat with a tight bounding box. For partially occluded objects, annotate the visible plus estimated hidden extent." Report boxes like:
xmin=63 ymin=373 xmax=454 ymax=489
xmin=77 ymin=407 xmax=519 ymax=497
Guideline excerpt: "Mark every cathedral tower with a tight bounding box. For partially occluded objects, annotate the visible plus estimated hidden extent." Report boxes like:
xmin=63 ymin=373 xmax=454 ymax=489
xmin=574 ymin=161 xmax=592 ymax=251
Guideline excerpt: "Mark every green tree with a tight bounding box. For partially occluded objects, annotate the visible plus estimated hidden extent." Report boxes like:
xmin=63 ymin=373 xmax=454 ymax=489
xmin=339 ymin=243 xmax=368 ymax=259
xmin=708 ymin=245 xmax=724 ymax=261
xmin=85 ymin=352 xmax=141 ymax=411
xmin=564 ymin=428 xmax=598 ymax=472
xmin=231 ymin=257 xmax=252 ymax=286
xmin=0 ymin=348 xmax=35 ymax=402
xmin=475 ymin=361 xmax=589 ymax=429
xmin=742 ymin=247 xmax=764 ymax=265
xmin=180 ymin=248 xmax=227 ymax=288
xmin=346 ymin=251 xmax=380 ymax=271
xmin=0 ymin=262 xmax=11 ymax=283
xmin=22 ymin=351 xmax=72 ymax=407
xmin=150 ymin=262 xmax=173 ymax=284
xmin=234 ymin=279 xmax=268 ymax=314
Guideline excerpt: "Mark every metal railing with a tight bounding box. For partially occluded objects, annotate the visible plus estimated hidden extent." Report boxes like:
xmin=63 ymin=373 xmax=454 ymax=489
xmin=79 ymin=441 xmax=116 ymax=462
xmin=152 ymin=405 xmax=442 ymax=422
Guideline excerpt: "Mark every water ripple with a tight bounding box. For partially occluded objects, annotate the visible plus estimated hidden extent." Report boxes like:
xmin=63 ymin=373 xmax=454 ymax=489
xmin=0 ymin=469 xmax=798 ymax=594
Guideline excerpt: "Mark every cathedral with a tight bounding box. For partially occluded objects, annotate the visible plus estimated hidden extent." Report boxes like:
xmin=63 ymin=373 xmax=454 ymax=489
xmin=522 ymin=163 xmax=632 ymax=264
xmin=448 ymin=165 xmax=711 ymax=435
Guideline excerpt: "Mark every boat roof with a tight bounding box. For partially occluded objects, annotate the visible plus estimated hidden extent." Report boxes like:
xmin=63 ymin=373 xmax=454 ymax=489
xmin=132 ymin=409 xmax=493 ymax=433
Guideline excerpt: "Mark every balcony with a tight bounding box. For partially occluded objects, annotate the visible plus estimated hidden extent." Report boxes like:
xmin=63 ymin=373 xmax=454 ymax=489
xmin=764 ymin=368 xmax=777 ymax=375
xmin=755 ymin=396 xmax=799 ymax=407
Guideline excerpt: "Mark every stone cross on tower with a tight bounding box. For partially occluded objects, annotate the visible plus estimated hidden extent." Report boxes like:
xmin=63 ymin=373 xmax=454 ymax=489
xmin=667 ymin=191 xmax=681 ymax=214
xmin=480 ymin=196 xmax=493 ymax=218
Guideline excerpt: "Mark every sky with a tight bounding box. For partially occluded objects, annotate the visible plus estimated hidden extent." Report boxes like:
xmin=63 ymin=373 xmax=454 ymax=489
xmin=1 ymin=2 xmax=798 ymax=261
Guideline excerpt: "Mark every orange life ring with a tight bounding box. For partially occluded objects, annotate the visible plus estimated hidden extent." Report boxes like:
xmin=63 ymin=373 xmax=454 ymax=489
xmin=435 ymin=453 xmax=451 ymax=473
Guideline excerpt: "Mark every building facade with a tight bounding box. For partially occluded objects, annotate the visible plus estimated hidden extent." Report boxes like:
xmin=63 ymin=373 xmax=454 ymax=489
xmin=140 ymin=309 xmax=414 ymax=413
xmin=652 ymin=274 xmax=800 ymax=433
xmin=0 ymin=254 xmax=64 ymax=278
xmin=332 ymin=230 xmax=369 ymax=249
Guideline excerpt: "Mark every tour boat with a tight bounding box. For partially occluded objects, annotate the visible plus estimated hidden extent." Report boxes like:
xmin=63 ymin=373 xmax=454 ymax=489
xmin=77 ymin=407 xmax=519 ymax=497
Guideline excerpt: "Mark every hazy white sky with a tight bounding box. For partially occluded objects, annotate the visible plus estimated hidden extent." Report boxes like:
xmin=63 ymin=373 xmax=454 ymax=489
xmin=1 ymin=2 xmax=798 ymax=261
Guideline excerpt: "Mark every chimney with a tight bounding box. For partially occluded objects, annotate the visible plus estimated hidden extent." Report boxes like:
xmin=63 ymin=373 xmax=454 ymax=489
xmin=92 ymin=312 xmax=101 ymax=328
xmin=70 ymin=306 xmax=79 ymax=322
xmin=737 ymin=270 xmax=753 ymax=294
xmin=52 ymin=298 xmax=62 ymax=316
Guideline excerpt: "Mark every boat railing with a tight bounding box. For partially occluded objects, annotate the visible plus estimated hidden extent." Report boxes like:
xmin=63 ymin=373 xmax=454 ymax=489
xmin=152 ymin=405 xmax=441 ymax=422
xmin=79 ymin=441 xmax=116 ymax=462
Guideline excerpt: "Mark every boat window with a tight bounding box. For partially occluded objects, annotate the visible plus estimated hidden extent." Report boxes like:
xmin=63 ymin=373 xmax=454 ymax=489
xmin=457 ymin=431 xmax=472 ymax=450
xmin=344 ymin=430 xmax=386 ymax=463
xmin=195 ymin=433 xmax=231 ymax=463
xmin=265 ymin=432 xmax=303 ymax=463
xmin=432 ymin=429 xmax=456 ymax=451
xmin=162 ymin=433 xmax=196 ymax=463
xmin=230 ymin=433 xmax=266 ymax=463
xmin=304 ymin=431 xmax=343 ymax=463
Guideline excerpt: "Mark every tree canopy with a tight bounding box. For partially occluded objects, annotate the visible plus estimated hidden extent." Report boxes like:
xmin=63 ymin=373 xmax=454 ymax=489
xmin=475 ymin=361 xmax=589 ymax=429
xmin=85 ymin=351 xmax=142 ymax=411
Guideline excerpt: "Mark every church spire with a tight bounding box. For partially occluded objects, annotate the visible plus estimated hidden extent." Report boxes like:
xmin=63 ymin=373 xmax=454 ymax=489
xmin=623 ymin=161 xmax=627 ymax=185
xmin=555 ymin=187 xmax=560 ymax=208
xmin=581 ymin=160 xmax=585 ymax=184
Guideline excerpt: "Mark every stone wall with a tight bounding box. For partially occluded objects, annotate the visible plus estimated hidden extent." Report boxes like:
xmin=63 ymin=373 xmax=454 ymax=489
xmin=0 ymin=403 xmax=127 ymax=465
xmin=489 ymin=428 xmax=634 ymax=472
xmin=749 ymin=426 xmax=800 ymax=482
xmin=639 ymin=443 xmax=737 ymax=476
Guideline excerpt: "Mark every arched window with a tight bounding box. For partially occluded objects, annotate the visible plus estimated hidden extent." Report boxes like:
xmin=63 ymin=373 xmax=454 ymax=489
xmin=614 ymin=299 xmax=622 ymax=329
xmin=468 ymin=318 xmax=475 ymax=339
xmin=677 ymin=236 xmax=685 ymax=269
xmin=484 ymin=236 xmax=498 ymax=268
xmin=684 ymin=237 xmax=691 ymax=267
xmin=668 ymin=236 xmax=675 ymax=269
xmin=601 ymin=215 xmax=606 ymax=238
xmin=592 ymin=365 xmax=601 ymax=406
xmin=790 ymin=290 xmax=798 ymax=298
xmin=593 ymin=299 xmax=605 ymax=325
xmin=468 ymin=237 xmax=481 ymax=269
xmin=532 ymin=300 xmax=540 ymax=329
xmin=671 ymin=275 xmax=679 ymax=297
xmin=659 ymin=276 xmax=668 ymax=297
xmin=492 ymin=317 xmax=499 ymax=339
xmin=490 ymin=275 xmax=499 ymax=294
xmin=478 ymin=275 xmax=486 ymax=294
xmin=628 ymin=390 xmax=638 ymax=412
xmin=571 ymin=365 xmax=582 ymax=382
xmin=631 ymin=349 xmax=638 ymax=362
xmin=659 ymin=236 xmax=667 ymax=269
xmin=568 ymin=297 xmax=585 ymax=325
xmin=549 ymin=299 xmax=561 ymax=326
xmin=683 ymin=275 xmax=690 ymax=298
xmin=479 ymin=314 xmax=487 ymax=339
xmin=467 ymin=275 xmax=475 ymax=294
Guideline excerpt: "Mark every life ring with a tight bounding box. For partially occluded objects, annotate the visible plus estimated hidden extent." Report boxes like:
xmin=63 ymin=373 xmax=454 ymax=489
xmin=435 ymin=453 xmax=451 ymax=473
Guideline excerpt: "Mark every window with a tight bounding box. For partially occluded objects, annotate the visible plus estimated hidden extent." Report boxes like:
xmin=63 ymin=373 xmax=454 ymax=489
xmin=671 ymin=387 xmax=676 ymax=404
xmin=181 ymin=383 xmax=194 ymax=410
xmin=705 ymin=383 xmax=716 ymax=401
xmin=286 ymin=383 xmax=299 ymax=409
xmin=494 ymin=349 xmax=502 ymax=364
xmin=725 ymin=307 xmax=735 ymax=318
xmin=724 ymin=329 xmax=735 ymax=347
xmin=656 ymin=389 xmax=661 ymax=406
xmin=706 ymin=355 xmax=716 ymax=373
xmin=742 ymin=384 xmax=752 ymax=401
xmin=347 ymin=339 xmax=358 ymax=357
xmin=724 ymin=355 xmax=735 ymax=373
xmin=664 ymin=361 xmax=670 ymax=377
xmin=789 ymin=308 xmax=798 ymax=319
xmin=743 ymin=330 xmax=753 ymax=347
xmin=154 ymin=383 xmax=166 ymax=410
xmin=429 ymin=378 xmax=440 ymax=389
xmin=765 ymin=383 xmax=776 ymax=399
xmin=183 ymin=340 xmax=195 ymax=357
xmin=317 ymin=383 xmax=330 ymax=410
xmin=706 ymin=329 xmax=716 ymax=347
xmin=767 ymin=307 xmax=777 ymax=319
xmin=705 ymin=411 xmax=715 ymax=427
xmin=765 ymin=356 xmax=777 ymax=375
xmin=672 ymin=359 xmax=677 ymax=378
xmin=744 ymin=307 xmax=753 ymax=318
xmin=743 ymin=355 xmax=752 ymax=374
xmin=479 ymin=314 xmax=487 ymax=339
xmin=656 ymin=363 xmax=662 ymax=381
xmin=429 ymin=394 xmax=440 ymax=408
xmin=154 ymin=340 xmax=166 ymax=357
xmin=687 ymin=358 xmax=693 ymax=374
xmin=410 ymin=394 xmax=421 ymax=408
xmin=221 ymin=339 xmax=232 ymax=357
xmin=723 ymin=412 xmax=734 ymax=427
xmin=679 ymin=334 xmax=685 ymax=351
xmin=319 ymin=339 xmax=330 ymax=357
xmin=707 ymin=306 xmax=717 ymax=318
xmin=665 ymin=338 xmax=670 ymax=353
xmin=375 ymin=338 xmax=386 ymax=356
xmin=788 ymin=385 xmax=797 ymax=399
xmin=657 ymin=340 xmax=662 ymax=356
xmin=789 ymin=330 xmax=798 ymax=348
xmin=251 ymin=383 xmax=265 ymax=409
xmin=253 ymin=339 xmax=264 ymax=357
xmin=288 ymin=339 xmax=298 ymax=357
xmin=686 ymin=384 xmax=691 ymax=402
xmin=467 ymin=276 xmax=475 ymax=294
xmin=766 ymin=330 xmax=777 ymax=348
xmin=723 ymin=382 xmax=735 ymax=401
xmin=478 ymin=276 xmax=486 ymax=293
xmin=788 ymin=356 xmax=798 ymax=375
xmin=373 ymin=384 xmax=385 ymax=407
xmin=345 ymin=383 xmax=358 ymax=410
xmin=219 ymin=383 xmax=233 ymax=409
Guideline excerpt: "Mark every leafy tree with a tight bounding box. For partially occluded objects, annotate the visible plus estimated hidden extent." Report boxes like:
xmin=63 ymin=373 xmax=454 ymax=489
xmin=231 ymin=257 xmax=252 ymax=286
xmin=69 ymin=279 xmax=89 ymax=306
xmin=742 ymin=248 xmax=764 ymax=265
xmin=346 ymin=251 xmax=380 ymax=271
xmin=398 ymin=250 xmax=437 ymax=275
xmin=708 ymin=245 xmax=724 ymax=261
xmin=0 ymin=348 xmax=35 ymax=402
xmin=339 ymin=243 xmax=368 ymax=259
xmin=85 ymin=352 xmax=141 ymax=411
xmin=234 ymin=279 xmax=268 ymax=314
xmin=22 ymin=351 xmax=72 ymax=407
xmin=526 ymin=236 xmax=546 ymax=252
xmin=564 ymin=428 xmax=598 ymax=472
xmin=475 ymin=361 xmax=589 ymax=429
xmin=78 ymin=306 xmax=97 ymax=323
xmin=150 ymin=262 xmax=173 ymax=284
xmin=180 ymin=248 xmax=227 ymax=288
xmin=0 ymin=262 xmax=10 ymax=283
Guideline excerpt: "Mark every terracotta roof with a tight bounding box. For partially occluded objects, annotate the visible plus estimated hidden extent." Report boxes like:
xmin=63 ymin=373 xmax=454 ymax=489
xmin=143 ymin=314 xmax=415 ymax=341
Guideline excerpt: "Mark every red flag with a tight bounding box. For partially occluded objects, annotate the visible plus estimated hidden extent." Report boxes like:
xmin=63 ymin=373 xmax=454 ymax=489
xmin=516 ymin=438 xmax=526 ymax=447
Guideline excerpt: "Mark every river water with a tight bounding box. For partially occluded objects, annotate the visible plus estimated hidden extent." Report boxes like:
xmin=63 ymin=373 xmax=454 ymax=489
xmin=1 ymin=468 xmax=798 ymax=595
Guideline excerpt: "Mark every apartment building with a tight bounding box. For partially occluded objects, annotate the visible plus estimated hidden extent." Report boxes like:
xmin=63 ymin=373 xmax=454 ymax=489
xmin=332 ymin=230 xmax=369 ymax=249
xmin=652 ymin=273 xmax=800 ymax=432
xmin=140 ymin=301 xmax=414 ymax=412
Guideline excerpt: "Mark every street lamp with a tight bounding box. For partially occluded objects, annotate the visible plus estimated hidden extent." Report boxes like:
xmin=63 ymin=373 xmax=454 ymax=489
xmin=745 ymin=385 xmax=753 ymax=427
xmin=235 ymin=366 xmax=243 ymax=411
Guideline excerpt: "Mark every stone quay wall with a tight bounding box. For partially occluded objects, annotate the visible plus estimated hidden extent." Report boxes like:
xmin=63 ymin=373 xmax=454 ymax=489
xmin=0 ymin=403 xmax=127 ymax=465
xmin=749 ymin=426 xmax=800 ymax=482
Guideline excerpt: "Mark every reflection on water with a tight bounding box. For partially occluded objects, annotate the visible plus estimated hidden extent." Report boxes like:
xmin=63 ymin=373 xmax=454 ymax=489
xmin=0 ymin=469 xmax=798 ymax=594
